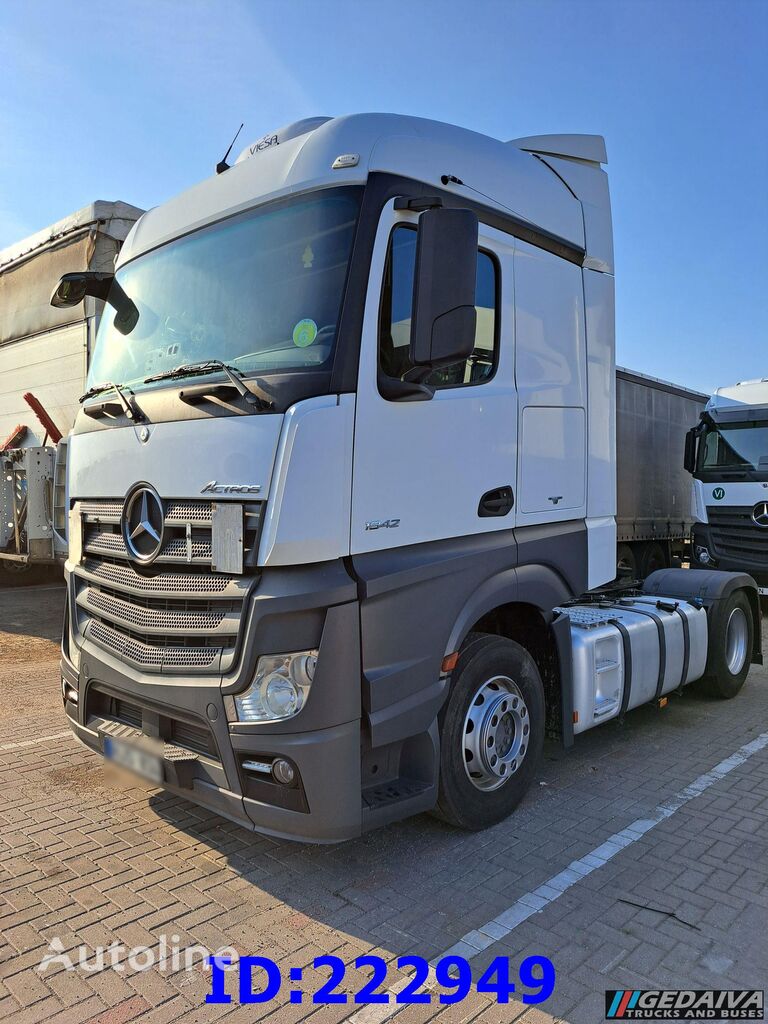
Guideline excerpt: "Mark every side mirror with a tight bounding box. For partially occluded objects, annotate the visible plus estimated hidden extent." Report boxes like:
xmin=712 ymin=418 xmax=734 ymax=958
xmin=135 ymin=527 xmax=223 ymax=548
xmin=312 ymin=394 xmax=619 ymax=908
xmin=50 ymin=271 xmax=139 ymax=335
xmin=51 ymin=271 xmax=115 ymax=308
xmin=409 ymin=207 xmax=478 ymax=370
xmin=684 ymin=427 xmax=698 ymax=474
xmin=50 ymin=272 xmax=99 ymax=308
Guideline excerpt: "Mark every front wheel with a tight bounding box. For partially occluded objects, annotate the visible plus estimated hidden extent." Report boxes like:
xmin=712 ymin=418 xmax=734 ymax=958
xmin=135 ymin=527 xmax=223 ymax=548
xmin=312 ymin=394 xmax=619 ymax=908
xmin=433 ymin=634 xmax=545 ymax=830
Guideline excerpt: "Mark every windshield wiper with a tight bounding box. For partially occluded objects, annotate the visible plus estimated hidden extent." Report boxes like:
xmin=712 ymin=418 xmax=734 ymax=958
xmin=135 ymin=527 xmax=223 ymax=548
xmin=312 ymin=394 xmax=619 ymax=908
xmin=79 ymin=381 xmax=145 ymax=422
xmin=145 ymin=360 xmax=266 ymax=408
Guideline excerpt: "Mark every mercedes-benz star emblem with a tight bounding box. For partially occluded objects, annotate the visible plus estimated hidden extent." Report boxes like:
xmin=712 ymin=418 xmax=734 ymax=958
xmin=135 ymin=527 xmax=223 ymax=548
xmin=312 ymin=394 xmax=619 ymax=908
xmin=122 ymin=484 xmax=165 ymax=563
xmin=752 ymin=502 xmax=768 ymax=529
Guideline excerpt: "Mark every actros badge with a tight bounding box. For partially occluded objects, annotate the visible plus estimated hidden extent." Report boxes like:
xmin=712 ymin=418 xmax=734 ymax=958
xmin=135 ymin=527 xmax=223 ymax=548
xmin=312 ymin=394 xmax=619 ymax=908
xmin=201 ymin=481 xmax=261 ymax=495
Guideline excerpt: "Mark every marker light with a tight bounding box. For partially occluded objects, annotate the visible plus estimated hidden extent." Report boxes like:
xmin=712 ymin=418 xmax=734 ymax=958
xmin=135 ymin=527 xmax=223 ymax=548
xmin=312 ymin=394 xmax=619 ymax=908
xmin=234 ymin=650 xmax=318 ymax=723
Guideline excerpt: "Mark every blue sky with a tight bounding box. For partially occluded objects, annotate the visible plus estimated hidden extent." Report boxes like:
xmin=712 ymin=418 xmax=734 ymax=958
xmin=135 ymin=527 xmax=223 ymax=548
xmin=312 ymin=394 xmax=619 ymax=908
xmin=1 ymin=0 xmax=765 ymax=394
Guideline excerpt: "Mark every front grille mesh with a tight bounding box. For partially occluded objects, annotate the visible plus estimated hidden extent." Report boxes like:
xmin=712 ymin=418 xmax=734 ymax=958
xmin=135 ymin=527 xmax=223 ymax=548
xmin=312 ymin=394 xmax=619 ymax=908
xmin=82 ymin=559 xmax=235 ymax=595
xmin=73 ymin=498 xmax=258 ymax=674
xmin=83 ymin=527 xmax=214 ymax=564
xmin=85 ymin=588 xmax=233 ymax=631
xmin=89 ymin=620 xmax=221 ymax=669
xmin=708 ymin=506 xmax=768 ymax=567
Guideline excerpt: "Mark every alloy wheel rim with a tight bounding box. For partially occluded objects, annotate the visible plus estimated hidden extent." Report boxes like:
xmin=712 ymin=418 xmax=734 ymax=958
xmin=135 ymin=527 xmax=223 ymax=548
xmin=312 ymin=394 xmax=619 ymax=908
xmin=725 ymin=607 xmax=749 ymax=676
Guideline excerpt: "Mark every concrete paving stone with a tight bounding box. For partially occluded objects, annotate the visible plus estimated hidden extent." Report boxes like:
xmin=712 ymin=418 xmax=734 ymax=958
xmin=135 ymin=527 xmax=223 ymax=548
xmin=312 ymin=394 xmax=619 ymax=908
xmin=3 ymin=593 xmax=768 ymax=1024
xmin=45 ymin=968 xmax=96 ymax=1006
xmin=3 ymin=995 xmax=67 ymax=1024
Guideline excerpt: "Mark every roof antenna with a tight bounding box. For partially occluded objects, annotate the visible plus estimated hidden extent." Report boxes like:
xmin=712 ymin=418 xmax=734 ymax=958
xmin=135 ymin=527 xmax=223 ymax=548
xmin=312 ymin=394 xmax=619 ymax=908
xmin=216 ymin=123 xmax=244 ymax=175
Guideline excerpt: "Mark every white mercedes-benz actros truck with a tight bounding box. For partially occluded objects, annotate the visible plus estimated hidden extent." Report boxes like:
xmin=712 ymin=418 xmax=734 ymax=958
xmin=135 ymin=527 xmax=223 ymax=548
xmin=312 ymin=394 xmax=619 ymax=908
xmin=54 ymin=114 xmax=762 ymax=842
xmin=685 ymin=379 xmax=768 ymax=596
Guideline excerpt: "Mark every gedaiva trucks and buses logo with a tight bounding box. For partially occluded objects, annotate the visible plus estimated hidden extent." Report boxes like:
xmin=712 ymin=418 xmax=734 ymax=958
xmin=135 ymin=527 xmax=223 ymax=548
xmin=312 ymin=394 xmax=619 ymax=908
xmin=605 ymin=989 xmax=763 ymax=1019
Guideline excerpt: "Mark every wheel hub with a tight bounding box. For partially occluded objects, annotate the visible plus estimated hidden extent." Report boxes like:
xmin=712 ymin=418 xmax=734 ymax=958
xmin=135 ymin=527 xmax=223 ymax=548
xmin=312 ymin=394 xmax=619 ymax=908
xmin=463 ymin=676 xmax=529 ymax=791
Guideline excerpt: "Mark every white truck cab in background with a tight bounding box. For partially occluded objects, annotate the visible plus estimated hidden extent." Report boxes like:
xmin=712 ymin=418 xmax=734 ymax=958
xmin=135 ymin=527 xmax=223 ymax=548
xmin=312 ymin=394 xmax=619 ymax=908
xmin=685 ymin=379 xmax=768 ymax=596
xmin=53 ymin=114 xmax=762 ymax=842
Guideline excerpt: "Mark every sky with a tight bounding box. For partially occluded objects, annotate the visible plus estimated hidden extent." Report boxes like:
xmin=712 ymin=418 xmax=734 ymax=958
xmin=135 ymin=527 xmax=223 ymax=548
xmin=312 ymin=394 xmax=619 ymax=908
xmin=0 ymin=0 xmax=766 ymax=394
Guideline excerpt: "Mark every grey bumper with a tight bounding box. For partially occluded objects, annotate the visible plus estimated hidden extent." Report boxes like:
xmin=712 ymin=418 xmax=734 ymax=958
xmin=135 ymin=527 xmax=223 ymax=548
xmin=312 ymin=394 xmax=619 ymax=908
xmin=62 ymin=560 xmax=363 ymax=843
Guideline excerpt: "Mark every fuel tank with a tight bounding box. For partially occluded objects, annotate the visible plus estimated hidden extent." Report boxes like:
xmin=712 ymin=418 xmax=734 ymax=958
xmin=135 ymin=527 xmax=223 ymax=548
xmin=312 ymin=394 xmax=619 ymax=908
xmin=559 ymin=596 xmax=708 ymax=734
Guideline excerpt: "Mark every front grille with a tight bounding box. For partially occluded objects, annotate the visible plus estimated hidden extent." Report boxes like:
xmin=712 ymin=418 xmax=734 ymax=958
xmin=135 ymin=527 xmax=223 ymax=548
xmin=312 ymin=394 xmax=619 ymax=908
xmin=81 ymin=559 xmax=235 ymax=595
xmin=708 ymin=506 xmax=768 ymax=568
xmin=88 ymin=619 xmax=222 ymax=669
xmin=85 ymin=587 xmax=237 ymax=632
xmin=72 ymin=498 xmax=259 ymax=674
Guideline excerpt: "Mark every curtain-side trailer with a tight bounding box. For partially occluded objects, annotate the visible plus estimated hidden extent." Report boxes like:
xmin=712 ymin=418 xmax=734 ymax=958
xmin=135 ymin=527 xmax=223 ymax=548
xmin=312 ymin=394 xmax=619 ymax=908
xmin=616 ymin=367 xmax=708 ymax=579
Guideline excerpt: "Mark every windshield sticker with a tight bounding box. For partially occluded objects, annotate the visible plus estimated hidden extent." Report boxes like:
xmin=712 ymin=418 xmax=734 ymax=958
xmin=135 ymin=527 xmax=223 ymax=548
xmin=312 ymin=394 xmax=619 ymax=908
xmin=292 ymin=318 xmax=318 ymax=348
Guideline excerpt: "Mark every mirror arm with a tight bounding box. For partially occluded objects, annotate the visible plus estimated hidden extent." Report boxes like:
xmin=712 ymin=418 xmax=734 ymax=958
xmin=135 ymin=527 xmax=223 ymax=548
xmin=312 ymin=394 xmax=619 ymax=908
xmin=84 ymin=273 xmax=114 ymax=302
xmin=83 ymin=275 xmax=138 ymax=335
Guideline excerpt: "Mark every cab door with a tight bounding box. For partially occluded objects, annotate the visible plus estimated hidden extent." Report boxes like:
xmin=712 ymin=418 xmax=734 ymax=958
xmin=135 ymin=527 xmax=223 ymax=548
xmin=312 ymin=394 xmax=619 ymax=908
xmin=351 ymin=201 xmax=518 ymax=555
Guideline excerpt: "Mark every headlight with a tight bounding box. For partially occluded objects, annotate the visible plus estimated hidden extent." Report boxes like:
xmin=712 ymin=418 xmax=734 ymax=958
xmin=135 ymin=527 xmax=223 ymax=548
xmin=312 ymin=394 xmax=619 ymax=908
xmin=234 ymin=650 xmax=318 ymax=723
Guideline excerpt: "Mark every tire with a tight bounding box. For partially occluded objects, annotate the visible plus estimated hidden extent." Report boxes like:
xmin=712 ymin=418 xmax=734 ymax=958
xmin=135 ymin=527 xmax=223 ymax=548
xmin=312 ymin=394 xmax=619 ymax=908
xmin=616 ymin=544 xmax=638 ymax=580
xmin=0 ymin=560 xmax=37 ymax=585
xmin=433 ymin=633 xmax=545 ymax=830
xmin=697 ymin=590 xmax=754 ymax=699
xmin=639 ymin=541 xmax=668 ymax=579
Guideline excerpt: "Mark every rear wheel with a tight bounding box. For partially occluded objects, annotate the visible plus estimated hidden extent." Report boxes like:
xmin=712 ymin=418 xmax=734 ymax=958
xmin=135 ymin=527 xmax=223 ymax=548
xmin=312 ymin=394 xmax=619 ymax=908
xmin=639 ymin=541 xmax=668 ymax=579
xmin=0 ymin=560 xmax=36 ymax=585
xmin=433 ymin=634 xmax=545 ymax=830
xmin=616 ymin=544 xmax=638 ymax=580
xmin=697 ymin=590 xmax=753 ymax=699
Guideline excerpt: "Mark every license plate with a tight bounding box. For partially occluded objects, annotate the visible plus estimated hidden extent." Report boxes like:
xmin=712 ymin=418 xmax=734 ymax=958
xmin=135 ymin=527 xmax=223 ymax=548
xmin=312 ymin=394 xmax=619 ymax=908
xmin=103 ymin=735 xmax=164 ymax=785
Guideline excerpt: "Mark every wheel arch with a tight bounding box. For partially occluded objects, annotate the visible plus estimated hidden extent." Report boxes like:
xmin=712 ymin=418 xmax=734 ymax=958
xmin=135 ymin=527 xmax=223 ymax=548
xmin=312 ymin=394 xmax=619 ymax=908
xmin=445 ymin=562 xmax=575 ymax=656
xmin=644 ymin=568 xmax=763 ymax=667
xmin=445 ymin=562 xmax=577 ymax=746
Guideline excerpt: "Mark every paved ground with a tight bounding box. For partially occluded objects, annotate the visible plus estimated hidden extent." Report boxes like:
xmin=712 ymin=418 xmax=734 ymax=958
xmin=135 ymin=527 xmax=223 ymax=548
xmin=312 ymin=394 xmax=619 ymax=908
xmin=1 ymin=584 xmax=766 ymax=1024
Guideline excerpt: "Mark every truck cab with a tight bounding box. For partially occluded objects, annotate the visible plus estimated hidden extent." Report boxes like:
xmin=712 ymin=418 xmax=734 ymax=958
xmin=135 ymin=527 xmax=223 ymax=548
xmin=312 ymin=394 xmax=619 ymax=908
xmin=685 ymin=379 xmax=768 ymax=596
xmin=55 ymin=114 xmax=760 ymax=842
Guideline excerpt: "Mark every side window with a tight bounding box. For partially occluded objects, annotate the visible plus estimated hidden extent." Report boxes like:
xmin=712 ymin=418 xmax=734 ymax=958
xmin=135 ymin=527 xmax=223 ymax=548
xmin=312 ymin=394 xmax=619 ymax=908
xmin=379 ymin=224 xmax=498 ymax=389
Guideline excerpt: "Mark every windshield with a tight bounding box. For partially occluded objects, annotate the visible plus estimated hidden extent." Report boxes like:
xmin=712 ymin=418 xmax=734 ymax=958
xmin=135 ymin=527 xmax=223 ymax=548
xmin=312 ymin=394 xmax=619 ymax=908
xmin=87 ymin=188 xmax=361 ymax=392
xmin=697 ymin=419 xmax=768 ymax=477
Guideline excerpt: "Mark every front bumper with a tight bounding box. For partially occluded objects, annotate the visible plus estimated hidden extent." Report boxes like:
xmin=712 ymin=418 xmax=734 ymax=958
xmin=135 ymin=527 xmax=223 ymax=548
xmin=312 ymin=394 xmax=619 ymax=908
xmin=62 ymin=561 xmax=364 ymax=843
xmin=692 ymin=523 xmax=768 ymax=591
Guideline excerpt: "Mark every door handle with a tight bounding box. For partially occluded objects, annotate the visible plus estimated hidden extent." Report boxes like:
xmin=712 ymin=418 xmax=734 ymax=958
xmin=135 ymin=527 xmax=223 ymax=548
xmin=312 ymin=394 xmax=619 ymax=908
xmin=478 ymin=486 xmax=514 ymax=518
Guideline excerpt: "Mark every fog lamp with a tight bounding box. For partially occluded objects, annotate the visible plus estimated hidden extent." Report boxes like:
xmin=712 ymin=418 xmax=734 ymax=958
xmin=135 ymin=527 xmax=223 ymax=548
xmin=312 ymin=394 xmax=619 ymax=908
xmin=272 ymin=759 xmax=296 ymax=785
xmin=694 ymin=545 xmax=712 ymax=565
xmin=234 ymin=650 xmax=318 ymax=723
